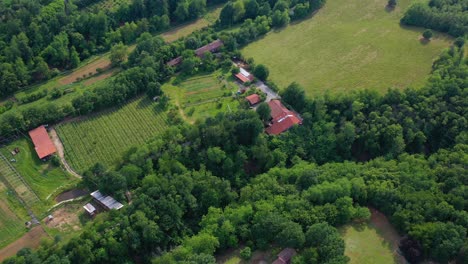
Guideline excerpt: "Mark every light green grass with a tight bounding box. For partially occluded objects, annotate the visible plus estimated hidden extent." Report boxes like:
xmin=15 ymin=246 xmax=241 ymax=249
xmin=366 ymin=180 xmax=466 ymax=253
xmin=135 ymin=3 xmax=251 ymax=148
xmin=56 ymin=97 xmax=168 ymax=173
xmin=342 ymin=223 xmax=397 ymax=264
xmin=242 ymin=0 xmax=452 ymax=95
xmin=1 ymin=139 xmax=78 ymax=203
xmin=0 ymin=185 xmax=26 ymax=249
xmin=163 ymin=72 xmax=240 ymax=123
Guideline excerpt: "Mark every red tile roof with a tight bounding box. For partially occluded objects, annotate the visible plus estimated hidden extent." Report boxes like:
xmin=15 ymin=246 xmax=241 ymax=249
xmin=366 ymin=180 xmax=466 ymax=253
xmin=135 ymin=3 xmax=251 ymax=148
xmin=245 ymin=94 xmax=261 ymax=105
xmin=195 ymin=39 xmax=223 ymax=57
xmin=235 ymin=73 xmax=250 ymax=83
xmin=28 ymin=126 xmax=57 ymax=159
xmin=266 ymin=100 xmax=302 ymax=135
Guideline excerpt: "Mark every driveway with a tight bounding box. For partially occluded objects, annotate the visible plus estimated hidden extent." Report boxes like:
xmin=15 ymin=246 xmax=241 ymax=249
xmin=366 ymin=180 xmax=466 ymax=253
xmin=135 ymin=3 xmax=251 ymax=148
xmin=255 ymin=81 xmax=279 ymax=102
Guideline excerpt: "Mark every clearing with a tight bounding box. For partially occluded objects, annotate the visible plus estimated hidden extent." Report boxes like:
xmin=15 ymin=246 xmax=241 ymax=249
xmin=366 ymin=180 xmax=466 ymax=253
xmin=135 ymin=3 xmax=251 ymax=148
xmin=56 ymin=97 xmax=168 ymax=173
xmin=341 ymin=208 xmax=405 ymax=264
xmin=162 ymin=71 xmax=241 ymax=123
xmin=241 ymin=0 xmax=452 ymax=95
xmin=0 ymin=187 xmax=25 ymax=250
xmin=0 ymin=226 xmax=47 ymax=262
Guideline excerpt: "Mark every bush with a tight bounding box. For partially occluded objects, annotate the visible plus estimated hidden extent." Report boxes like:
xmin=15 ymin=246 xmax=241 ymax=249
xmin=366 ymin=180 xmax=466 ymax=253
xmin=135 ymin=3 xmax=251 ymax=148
xmin=240 ymin=247 xmax=252 ymax=260
xmin=423 ymin=29 xmax=433 ymax=40
xmin=51 ymin=155 xmax=61 ymax=167
xmin=387 ymin=0 xmax=396 ymax=7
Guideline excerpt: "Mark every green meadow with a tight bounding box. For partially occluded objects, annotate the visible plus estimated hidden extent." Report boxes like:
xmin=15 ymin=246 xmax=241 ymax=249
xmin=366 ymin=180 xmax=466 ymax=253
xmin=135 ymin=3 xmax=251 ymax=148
xmin=242 ymin=0 xmax=452 ymax=95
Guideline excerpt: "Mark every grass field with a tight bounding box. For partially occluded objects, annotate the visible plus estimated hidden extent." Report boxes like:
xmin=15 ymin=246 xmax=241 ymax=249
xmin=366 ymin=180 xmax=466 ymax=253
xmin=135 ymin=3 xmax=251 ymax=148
xmin=1 ymin=139 xmax=78 ymax=203
xmin=162 ymin=72 xmax=240 ymax=123
xmin=242 ymin=0 xmax=452 ymax=95
xmin=0 ymin=185 xmax=25 ymax=249
xmin=342 ymin=209 xmax=404 ymax=264
xmin=56 ymin=97 xmax=168 ymax=172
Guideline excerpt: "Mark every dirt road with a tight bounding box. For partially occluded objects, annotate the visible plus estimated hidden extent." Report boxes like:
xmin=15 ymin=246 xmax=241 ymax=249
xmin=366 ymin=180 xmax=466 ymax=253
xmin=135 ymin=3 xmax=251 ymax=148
xmin=49 ymin=128 xmax=81 ymax=179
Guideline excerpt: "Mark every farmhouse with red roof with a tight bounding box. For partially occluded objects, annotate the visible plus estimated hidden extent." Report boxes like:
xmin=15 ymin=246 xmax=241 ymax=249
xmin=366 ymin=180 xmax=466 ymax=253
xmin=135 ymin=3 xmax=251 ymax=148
xmin=265 ymin=100 xmax=302 ymax=135
xmin=28 ymin=125 xmax=57 ymax=159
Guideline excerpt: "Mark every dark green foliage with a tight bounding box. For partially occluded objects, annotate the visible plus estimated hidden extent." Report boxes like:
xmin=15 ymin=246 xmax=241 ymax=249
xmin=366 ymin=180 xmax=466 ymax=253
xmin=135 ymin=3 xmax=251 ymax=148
xmin=423 ymin=29 xmax=433 ymax=40
xmin=253 ymin=64 xmax=269 ymax=81
xmin=256 ymin=102 xmax=271 ymax=122
xmin=401 ymin=1 xmax=468 ymax=37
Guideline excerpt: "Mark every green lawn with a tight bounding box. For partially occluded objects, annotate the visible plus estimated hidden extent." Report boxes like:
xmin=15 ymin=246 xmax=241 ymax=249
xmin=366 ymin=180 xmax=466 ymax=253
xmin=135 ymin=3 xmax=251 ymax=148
xmin=242 ymin=0 xmax=452 ymax=95
xmin=56 ymin=97 xmax=168 ymax=173
xmin=0 ymin=184 xmax=26 ymax=249
xmin=342 ymin=223 xmax=396 ymax=264
xmin=162 ymin=72 xmax=241 ymax=123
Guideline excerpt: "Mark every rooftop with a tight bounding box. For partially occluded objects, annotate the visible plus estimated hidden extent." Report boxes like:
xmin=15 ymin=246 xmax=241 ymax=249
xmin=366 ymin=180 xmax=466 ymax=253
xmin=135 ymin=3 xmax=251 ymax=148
xmin=195 ymin=39 xmax=223 ymax=57
xmin=28 ymin=125 xmax=57 ymax=159
xmin=91 ymin=190 xmax=124 ymax=210
xmin=245 ymin=94 xmax=261 ymax=105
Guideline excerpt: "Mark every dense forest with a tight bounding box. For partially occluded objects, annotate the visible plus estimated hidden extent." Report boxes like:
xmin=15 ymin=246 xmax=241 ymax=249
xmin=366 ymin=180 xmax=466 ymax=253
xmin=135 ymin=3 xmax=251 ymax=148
xmin=401 ymin=0 xmax=468 ymax=37
xmin=3 ymin=31 xmax=467 ymax=263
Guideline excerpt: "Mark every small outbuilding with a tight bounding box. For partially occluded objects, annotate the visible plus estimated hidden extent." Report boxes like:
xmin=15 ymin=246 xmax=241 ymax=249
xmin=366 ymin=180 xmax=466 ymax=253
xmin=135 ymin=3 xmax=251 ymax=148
xmin=245 ymin=94 xmax=261 ymax=106
xmin=272 ymin=248 xmax=297 ymax=264
xmin=83 ymin=203 xmax=97 ymax=216
xmin=91 ymin=190 xmax=124 ymax=211
xmin=195 ymin=39 xmax=224 ymax=57
xmin=28 ymin=125 xmax=57 ymax=159
xmin=235 ymin=67 xmax=255 ymax=84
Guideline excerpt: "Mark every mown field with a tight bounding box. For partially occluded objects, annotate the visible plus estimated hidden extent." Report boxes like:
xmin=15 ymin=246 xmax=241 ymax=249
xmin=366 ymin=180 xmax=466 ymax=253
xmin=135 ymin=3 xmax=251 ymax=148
xmin=56 ymin=97 xmax=168 ymax=172
xmin=342 ymin=209 xmax=404 ymax=264
xmin=242 ymin=0 xmax=452 ymax=95
xmin=162 ymin=72 xmax=240 ymax=123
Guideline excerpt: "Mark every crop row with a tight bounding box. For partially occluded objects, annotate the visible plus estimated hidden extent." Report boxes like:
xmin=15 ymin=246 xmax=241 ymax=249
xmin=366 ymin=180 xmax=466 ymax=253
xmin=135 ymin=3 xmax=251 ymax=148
xmin=57 ymin=97 xmax=168 ymax=172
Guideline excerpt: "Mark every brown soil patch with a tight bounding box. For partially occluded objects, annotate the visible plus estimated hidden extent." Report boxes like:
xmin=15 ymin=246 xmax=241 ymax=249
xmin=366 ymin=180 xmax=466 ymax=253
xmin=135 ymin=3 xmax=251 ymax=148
xmin=59 ymin=58 xmax=112 ymax=85
xmin=0 ymin=226 xmax=47 ymax=262
xmin=83 ymin=69 xmax=117 ymax=86
xmin=45 ymin=205 xmax=82 ymax=232
xmin=55 ymin=189 xmax=88 ymax=203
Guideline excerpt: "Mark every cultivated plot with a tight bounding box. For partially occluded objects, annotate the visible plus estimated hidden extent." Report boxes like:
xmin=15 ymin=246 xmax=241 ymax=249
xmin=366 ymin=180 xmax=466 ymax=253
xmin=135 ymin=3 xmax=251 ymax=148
xmin=56 ymin=97 xmax=168 ymax=172
xmin=242 ymin=0 xmax=452 ymax=95
xmin=163 ymin=72 xmax=240 ymax=123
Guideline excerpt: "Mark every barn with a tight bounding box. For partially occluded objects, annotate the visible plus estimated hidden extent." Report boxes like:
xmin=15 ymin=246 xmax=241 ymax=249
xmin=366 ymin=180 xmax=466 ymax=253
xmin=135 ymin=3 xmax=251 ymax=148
xmin=235 ymin=67 xmax=255 ymax=84
xmin=28 ymin=125 xmax=57 ymax=159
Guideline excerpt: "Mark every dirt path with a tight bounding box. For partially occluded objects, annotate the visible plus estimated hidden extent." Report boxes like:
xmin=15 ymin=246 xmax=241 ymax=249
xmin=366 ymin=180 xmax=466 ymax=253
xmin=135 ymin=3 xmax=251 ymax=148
xmin=49 ymin=128 xmax=81 ymax=179
xmin=0 ymin=226 xmax=47 ymax=262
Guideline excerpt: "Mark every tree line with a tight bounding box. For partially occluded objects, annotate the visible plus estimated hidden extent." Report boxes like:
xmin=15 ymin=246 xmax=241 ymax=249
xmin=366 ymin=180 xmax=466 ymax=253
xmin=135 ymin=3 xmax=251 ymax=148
xmin=401 ymin=0 xmax=468 ymax=37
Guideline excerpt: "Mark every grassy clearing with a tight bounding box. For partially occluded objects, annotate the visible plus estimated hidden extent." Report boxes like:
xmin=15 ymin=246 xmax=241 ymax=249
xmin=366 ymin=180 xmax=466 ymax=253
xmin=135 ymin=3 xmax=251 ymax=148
xmin=242 ymin=0 xmax=452 ymax=95
xmin=341 ymin=209 xmax=404 ymax=264
xmin=342 ymin=224 xmax=396 ymax=264
xmin=56 ymin=97 xmax=168 ymax=173
xmin=162 ymin=71 xmax=240 ymax=123
xmin=1 ymin=139 xmax=78 ymax=203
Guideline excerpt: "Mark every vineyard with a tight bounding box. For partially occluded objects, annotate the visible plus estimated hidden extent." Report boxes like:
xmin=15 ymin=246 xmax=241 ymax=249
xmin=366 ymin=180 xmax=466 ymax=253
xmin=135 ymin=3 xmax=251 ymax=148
xmin=163 ymin=72 xmax=240 ymax=122
xmin=56 ymin=97 xmax=168 ymax=173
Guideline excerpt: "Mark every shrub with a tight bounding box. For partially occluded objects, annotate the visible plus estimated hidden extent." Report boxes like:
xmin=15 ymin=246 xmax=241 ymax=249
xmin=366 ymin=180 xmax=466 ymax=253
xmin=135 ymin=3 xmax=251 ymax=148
xmin=423 ymin=29 xmax=433 ymax=40
xmin=240 ymin=247 xmax=252 ymax=260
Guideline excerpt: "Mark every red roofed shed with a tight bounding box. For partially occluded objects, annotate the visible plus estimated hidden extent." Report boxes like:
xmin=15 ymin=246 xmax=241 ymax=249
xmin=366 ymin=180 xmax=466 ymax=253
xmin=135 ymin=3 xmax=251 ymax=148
xmin=29 ymin=126 xmax=57 ymax=159
xmin=245 ymin=94 xmax=261 ymax=106
xmin=266 ymin=100 xmax=302 ymax=135
xmin=167 ymin=56 xmax=182 ymax=67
